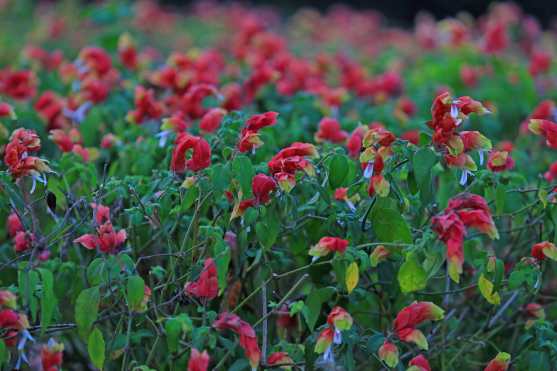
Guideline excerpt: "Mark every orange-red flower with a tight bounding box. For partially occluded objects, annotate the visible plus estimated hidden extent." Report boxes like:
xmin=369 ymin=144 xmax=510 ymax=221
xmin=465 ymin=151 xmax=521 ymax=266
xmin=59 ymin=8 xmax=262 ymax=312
xmin=484 ymin=352 xmax=511 ymax=371
xmin=213 ymin=312 xmax=260 ymax=369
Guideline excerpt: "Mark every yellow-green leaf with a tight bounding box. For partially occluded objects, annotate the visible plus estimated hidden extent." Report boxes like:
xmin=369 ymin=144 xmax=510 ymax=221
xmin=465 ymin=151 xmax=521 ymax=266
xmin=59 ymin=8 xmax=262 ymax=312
xmin=478 ymin=274 xmax=501 ymax=305
xmin=398 ymin=254 xmax=427 ymax=293
xmin=345 ymin=262 xmax=359 ymax=294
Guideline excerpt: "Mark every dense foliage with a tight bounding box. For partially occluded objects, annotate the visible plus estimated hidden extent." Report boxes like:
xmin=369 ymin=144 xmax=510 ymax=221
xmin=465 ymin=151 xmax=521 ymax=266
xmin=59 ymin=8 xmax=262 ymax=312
xmin=0 ymin=1 xmax=557 ymax=370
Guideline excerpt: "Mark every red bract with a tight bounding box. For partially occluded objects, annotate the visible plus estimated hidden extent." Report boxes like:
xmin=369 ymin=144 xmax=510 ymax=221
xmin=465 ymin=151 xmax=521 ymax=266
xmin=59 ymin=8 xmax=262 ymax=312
xmin=3 ymin=128 xmax=51 ymax=181
xmin=171 ymin=133 xmax=212 ymax=173
xmin=482 ymin=22 xmax=508 ymax=54
xmin=433 ymin=193 xmax=498 ymax=282
xmin=531 ymin=241 xmax=557 ymax=261
xmin=127 ymin=86 xmax=164 ymax=124
xmin=487 ymin=151 xmax=514 ymax=172
xmin=78 ymin=46 xmax=115 ymax=80
xmin=378 ymin=341 xmax=399 ymax=368
xmin=199 ymin=108 xmax=226 ymax=133
xmin=231 ymin=173 xmax=276 ymax=219
xmin=0 ymin=69 xmax=37 ymax=100
xmin=238 ymin=111 xmax=278 ymax=153
xmin=408 ymin=354 xmax=431 ymax=371
xmin=544 ymin=161 xmax=557 ymax=182
xmin=0 ymin=102 xmax=15 ymax=118
xmin=118 ymin=33 xmax=138 ymax=70
xmin=315 ymin=117 xmax=348 ymax=143
xmin=528 ymin=119 xmax=557 ymax=148
xmin=529 ymin=50 xmax=552 ymax=77
xmin=41 ymin=339 xmax=64 ymax=371
xmin=0 ymin=309 xmax=29 ymax=347
xmin=187 ymin=348 xmax=210 ymax=371
xmin=484 ymin=352 xmax=511 ymax=371
xmin=74 ymin=204 xmax=126 ymax=254
xmin=35 ymin=91 xmax=66 ymax=130
xmin=268 ymin=142 xmax=318 ymax=192
xmin=213 ymin=312 xmax=260 ymax=369
xmin=267 ymin=352 xmax=293 ymax=367
xmin=308 ymin=236 xmax=348 ymax=258
xmin=184 ymin=258 xmax=218 ymax=300
xmin=393 ymin=301 xmax=444 ymax=350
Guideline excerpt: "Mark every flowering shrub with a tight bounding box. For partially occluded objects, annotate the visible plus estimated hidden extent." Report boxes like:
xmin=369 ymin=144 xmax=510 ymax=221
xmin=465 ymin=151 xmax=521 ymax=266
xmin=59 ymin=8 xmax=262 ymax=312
xmin=1 ymin=1 xmax=557 ymax=369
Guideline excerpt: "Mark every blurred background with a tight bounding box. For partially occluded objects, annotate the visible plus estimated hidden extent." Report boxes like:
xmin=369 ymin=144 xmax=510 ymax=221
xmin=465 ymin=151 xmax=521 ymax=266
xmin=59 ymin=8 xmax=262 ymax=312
xmin=159 ymin=0 xmax=557 ymax=26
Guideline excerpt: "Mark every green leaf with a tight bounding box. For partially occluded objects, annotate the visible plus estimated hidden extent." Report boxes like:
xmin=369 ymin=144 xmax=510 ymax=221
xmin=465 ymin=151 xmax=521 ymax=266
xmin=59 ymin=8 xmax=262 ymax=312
xmin=232 ymin=155 xmax=255 ymax=197
xmin=412 ymin=148 xmax=437 ymax=204
xmin=0 ymin=340 xmax=7 ymax=365
xmin=398 ymin=254 xmax=427 ymax=293
xmin=302 ymin=287 xmax=335 ymax=331
xmin=126 ymin=275 xmax=145 ymax=311
xmin=328 ymin=154 xmax=349 ymax=189
xmin=88 ymin=327 xmax=105 ymax=370
xmin=75 ymin=286 xmax=100 ymax=340
xmin=255 ymin=209 xmax=279 ymax=249
xmin=39 ymin=269 xmax=56 ymax=337
xmin=165 ymin=318 xmax=181 ymax=353
xmin=370 ymin=198 xmax=412 ymax=243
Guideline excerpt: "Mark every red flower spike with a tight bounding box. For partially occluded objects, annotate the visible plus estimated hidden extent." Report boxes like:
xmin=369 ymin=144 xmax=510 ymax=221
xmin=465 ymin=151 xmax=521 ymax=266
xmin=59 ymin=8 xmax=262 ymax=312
xmin=393 ymin=301 xmax=444 ymax=350
xmin=213 ymin=312 xmax=260 ymax=370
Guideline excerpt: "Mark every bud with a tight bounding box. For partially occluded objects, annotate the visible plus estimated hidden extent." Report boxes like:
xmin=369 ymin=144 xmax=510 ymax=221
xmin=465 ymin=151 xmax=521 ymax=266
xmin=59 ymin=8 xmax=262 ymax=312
xmin=378 ymin=341 xmax=399 ymax=368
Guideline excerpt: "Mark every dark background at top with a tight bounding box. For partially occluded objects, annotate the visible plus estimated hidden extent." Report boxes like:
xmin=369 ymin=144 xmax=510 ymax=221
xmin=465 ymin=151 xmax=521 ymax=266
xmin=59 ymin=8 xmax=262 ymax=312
xmin=161 ymin=0 xmax=557 ymax=26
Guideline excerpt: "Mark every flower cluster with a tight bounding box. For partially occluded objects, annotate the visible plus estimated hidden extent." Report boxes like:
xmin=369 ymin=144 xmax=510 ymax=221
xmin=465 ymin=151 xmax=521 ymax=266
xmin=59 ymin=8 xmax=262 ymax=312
xmin=74 ymin=203 xmax=127 ymax=254
xmin=432 ymin=193 xmax=499 ymax=282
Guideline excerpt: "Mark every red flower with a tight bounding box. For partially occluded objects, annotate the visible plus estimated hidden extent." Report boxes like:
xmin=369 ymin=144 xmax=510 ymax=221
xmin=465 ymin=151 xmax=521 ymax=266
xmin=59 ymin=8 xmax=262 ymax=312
xmin=408 ymin=354 xmax=431 ymax=371
xmin=393 ymin=301 xmax=444 ymax=350
xmin=127 ymin=86 xmax=164 ymax=124
xmin=267 ymin=352 xmax=293 ymax=368
xmin=484 ymin=352 xmax=511 ymax=371
xmin=531 ymin=241 xmax=557 ymax=261
xmin=7 ymin=212 xmax=23 ymax=238
xmin=171 ymin=133 xmax=212 ymax=173
xmin=482 ymin=22 xmax=508 ymax=54
xmin=34 ymin=91 xmax=66 ymax=130
xmin=41 ymin=339 xmax=64 ymax=371
xmin=268 ymin=143 xmax=318 ymax=192
xmin=544 ymin=161 xmax=557 ymax=182
xmin=487 ymin=151 xmax=514 ymax=172
xmin=315 ymin=117 xmax=348 ymax=143
xmin=0 ymin=309 xmax=28 ymax=347
xmin=213 ymin=312 xmax=260 ymax=369
xmin=187 ymin=348 xmax=210 ymax=371
xmin=529 ymin=50 xmax=552 ymax=77
xmin=309 ymin=237 xmax=348 ymax=258
xmin=529 ymin=119 xmax=557 ymax=148
xmin=346 ymin=127 xmax=365 ymax=158
xmin=3 ymin=128 xmax=50 ymax=180
xmin=199 ymin=108 xmax=226 ymax=133
xmin=314 ymin=327 xmax=334 ymax=354
xmin=327 ymin=306 xmax=353 ymax=331
xmin=118 ymin=33 xmax=138 ymax=70
xmin=378 ymin=341 xmax=399 ymax=368
xmin=252 ymin=174 xmax=276 ymax=204
xmin=0 ymin=102 xmax=15 ymax=118
xmin=238 ymin=112 xmax=278 ymax=153
xmin=74 ymin=204 xmax=126 ymax=254
xmin=433 ymin=193 xmax=498 ymax=282
xmin=0 ymin=69 xmax=37 ymax=100
xmin=184 ymin=258 xmax=218 ymax=301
